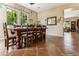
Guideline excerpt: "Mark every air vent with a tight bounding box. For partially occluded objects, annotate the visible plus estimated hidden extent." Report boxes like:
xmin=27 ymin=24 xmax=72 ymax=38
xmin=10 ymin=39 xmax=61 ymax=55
xmin=30 ymin=3 xmax=35 ymax=5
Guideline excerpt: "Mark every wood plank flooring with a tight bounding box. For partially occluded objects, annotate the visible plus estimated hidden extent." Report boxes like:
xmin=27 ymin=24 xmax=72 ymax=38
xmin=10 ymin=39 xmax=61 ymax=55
xmin=0 ymin=32 xmax=79 ymax=56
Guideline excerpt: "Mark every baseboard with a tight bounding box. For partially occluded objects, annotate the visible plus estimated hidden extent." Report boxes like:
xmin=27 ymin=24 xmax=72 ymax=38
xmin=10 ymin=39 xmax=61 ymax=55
xmin=46 ymin=34 xmax=64 ymax=37
xmin=46 ymin=35 xmax=64 ymax=37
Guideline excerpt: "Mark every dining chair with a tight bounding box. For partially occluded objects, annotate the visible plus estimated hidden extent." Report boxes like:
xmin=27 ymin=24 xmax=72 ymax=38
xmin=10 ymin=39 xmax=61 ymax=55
xmin=27 ymin=27 xmax=34 ymax=46
xmin=33 ymin=26 xmax=42 ymax=43
xmin=42 ymin=25 xmax=46 ymax=41
xmin=3 ymin=23 xmax=17 ymax=51
xmin=20 ymin=26 xmax=34 ymax=47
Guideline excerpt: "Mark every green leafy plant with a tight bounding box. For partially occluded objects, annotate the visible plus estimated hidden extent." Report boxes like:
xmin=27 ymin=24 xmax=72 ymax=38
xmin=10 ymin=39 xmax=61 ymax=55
xmin=7 ymin=10 xmax=16 ymax=25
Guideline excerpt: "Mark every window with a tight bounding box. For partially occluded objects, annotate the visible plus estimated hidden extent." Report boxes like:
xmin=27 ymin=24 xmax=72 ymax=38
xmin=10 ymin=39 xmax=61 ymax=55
xmin=64 ymin=21 xmax=71 ymax=28
xmin=7 ymin=8 xmax=17 ymax=25
xmin=7 ymin=8 xmax=27 ymax=25
xmin=20 ymin=12 xmax=27 ymax=25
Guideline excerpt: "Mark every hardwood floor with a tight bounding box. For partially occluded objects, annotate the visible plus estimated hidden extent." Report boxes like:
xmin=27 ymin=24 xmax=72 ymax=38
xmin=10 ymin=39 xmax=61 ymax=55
xmin=0 ymin=32 xmax=79 ymax=56
xmin=46 ymin=32 xmax=79 ymax=56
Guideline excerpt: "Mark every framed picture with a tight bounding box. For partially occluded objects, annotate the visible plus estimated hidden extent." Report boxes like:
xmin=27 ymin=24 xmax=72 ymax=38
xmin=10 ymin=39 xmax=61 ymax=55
xmin=47 ymin=16 xmax=57 ymax=25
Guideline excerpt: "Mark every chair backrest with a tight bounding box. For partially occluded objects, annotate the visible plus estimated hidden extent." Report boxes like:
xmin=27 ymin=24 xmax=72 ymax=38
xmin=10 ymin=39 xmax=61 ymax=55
xmin=27 ymin=27 xmax=33 ymax=34
xmin=3 ymin=23 xmax=9 ymax=40
xmin=27 ymin=24 xmax=35 ymax=27
xmin=14 ymin=25 xmax=21 ymax=28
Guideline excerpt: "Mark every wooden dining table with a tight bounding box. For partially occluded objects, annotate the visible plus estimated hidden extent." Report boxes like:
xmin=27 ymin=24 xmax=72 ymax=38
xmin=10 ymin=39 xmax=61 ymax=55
xmin=8 ymin=27 xmax=47 ymax=49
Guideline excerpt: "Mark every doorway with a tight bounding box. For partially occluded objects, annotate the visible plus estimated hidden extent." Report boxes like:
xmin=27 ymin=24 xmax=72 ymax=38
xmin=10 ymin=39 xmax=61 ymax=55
xmin=64 ymin=8 xmax=79 ymax=32
xmin=71 ymin=21 xmax=76 ymax=32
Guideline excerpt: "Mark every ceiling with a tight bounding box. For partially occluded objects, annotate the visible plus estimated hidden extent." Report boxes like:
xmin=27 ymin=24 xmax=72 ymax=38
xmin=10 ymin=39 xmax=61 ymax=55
xmin=20 ymin=3 xmax=64 ymax=13
xmin=64 ymin=8 xmax=79 ymax=18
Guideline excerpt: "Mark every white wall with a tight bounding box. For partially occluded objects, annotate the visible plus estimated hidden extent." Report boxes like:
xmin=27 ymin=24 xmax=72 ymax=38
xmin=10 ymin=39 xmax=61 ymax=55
xmin=38 ymin=7 xmax=64 ymax=37
xmin=0 ymin=6 xmax=7 ymax=40
xmin=47 ymin=20 xmax=63 ymax=37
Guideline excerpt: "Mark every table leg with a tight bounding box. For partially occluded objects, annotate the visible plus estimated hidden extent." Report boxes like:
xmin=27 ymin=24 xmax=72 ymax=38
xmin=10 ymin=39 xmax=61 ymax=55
xmin=16 ymin=31 xmax=21 ymax=49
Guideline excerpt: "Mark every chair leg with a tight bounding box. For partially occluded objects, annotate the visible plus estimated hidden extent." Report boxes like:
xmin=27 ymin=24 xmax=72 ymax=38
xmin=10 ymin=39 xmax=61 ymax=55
xmin=5 ymin=40 xmax=6 ymax=47
xmin=6 ymin=40 xmax=9 ymax=51
xmin=12 ymin=39 xmax=16 ymax=49
xmin=6 ymin=46 xmax=9 ymax=51
xmin=27 ymin=38 xmax=31 ymax=47
xmin=43 ymin=34 xmax=46 ymax=42
xmin=23 ymin=37 xmax=26 ymax=47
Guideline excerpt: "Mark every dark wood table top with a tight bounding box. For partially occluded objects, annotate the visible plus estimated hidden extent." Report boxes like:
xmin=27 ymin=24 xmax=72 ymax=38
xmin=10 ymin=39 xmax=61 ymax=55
xmin=8 ymin=27 xmax=47 ymax=31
